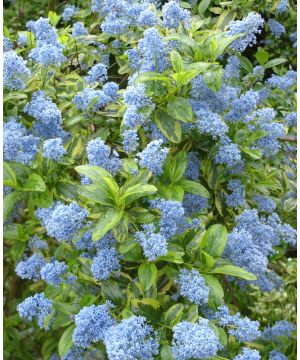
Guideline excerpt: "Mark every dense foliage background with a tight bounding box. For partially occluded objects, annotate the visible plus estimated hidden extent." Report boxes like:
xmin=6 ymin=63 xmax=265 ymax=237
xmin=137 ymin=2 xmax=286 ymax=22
xmin=3 ymin=0 xmax=297 ymax=359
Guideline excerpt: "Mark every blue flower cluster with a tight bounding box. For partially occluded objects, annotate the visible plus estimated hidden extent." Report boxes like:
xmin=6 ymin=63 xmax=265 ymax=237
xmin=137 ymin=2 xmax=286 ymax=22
xmin=4 ymin=117 xmax=40 ymax=165
xmin=233 ymin=347 xmax=261 ymax=360
xmin=269 ymin=350 xmax=288 ymax=360
xmin=35 ymin=201 xmax=88 ymax=242
xmin=29 ymin=18 xmax=66 ymax=67
xmin=62 ymin=5 xmax=78 ymax=21
xmin=40 ymin=260 xmax=68 ymax=286
xmin=261 ymin=320 xmax=296 ymax=341
xmin=150 ymin=198 xmax=185 ymax=237
xmin=268 ymin=19 xmax=285 ymax=38
xmin=28 ymin=236 xmax=48 ymax=250
xmin=43 ymin=138 xmax=66 ymax=162
xmin=15 ymin=253 xmax=46 ymax=280
xmin=122 ymin=129 xmax=139 ymax=154
xmin=285 ymin=112 xmax=297 ymax=127
xmin=162 ymin=0 xmax=191 ymax=30
xmin=177 ymin=269 xmax=210 ymax=305
xmin=91 ymin=248 xmax=121 ymax=280
xmin=4 ymin=51 xmax=31 ymax=90
xmin=172 ymin=319 xmax=221 ymax=360
xmin=137 ymin=140 xmax=169 ymax=175
xmin=135 ymin=223 xmax=168 ymax=260
xmin=254 ymin=195 xmax=276 ymax=213
xmin=85 ymin=63 xmax=108 ymax=84
xmin=215 ymin=140 xmax=242 ymax=168
xmin=225 ymin=90 xmax=259 ymax=122
xmin=123 ymin=83 xmax=155 ymax=128
xmin=253 ymin=270 xmax=283 ymax=292
xmin=73 ymin=304 xmax=116 ymax=348
xmin=182 ymin=193 xmax=209 ymax=216
xmin=216 ymin=306 xmax=261 ymax=342
xmin=24 ymin=91 xmax=68 ymax=140
xmin=185 ymin=152 xmax=201 ymax=180
xmin=86 ymin=138 xmax=121 ymax=175
xmin=17 ymin=33 xmax=28 ymax=47
xmin=227 ymin=12 xmax=264 ymax=52
xmin=266 ymin=70 xmax=297 ymax=91
xmin=104 ymin=316 xmax=159 ymax=360
xmin=73 ymin=84 xmax=119 ymax=112
xmin=4 ymin=37 xmax=13 ymax=52
xmin=226 ymin=179 xmax=246 ymax=209
xmin=277 ymin=0 xmax=288 ymax=13
xmin=72 ymin=22 xmax=88 ymax=37
xmin=224 ymin=55 xmax=240 ymax=79
xmin=196 ymin=108 xmax=228 ymax=139
xmin=17 ymin=292 xmax=53 ymax=329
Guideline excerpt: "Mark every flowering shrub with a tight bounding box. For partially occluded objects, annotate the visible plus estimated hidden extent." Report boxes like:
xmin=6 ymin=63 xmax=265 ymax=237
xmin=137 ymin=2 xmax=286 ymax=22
xmin=3 ymin=0 xmax=296 ymax=359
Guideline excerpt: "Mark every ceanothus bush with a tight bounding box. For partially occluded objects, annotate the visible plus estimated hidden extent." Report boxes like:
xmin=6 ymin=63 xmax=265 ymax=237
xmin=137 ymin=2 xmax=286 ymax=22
xmin=3 ymin=0 xmax=296 ymax=359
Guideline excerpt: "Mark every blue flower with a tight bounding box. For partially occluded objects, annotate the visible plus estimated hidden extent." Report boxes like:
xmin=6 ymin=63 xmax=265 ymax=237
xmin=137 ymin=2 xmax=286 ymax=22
xmin=268 ymin=19 xmax=285 ymax=38
xmin=138 ymin=140 xmax=168 ymax=175
xmin=225 ymin=90 xmax=259 ymax=122
xmin=72 ymin=22 xmax=88 ymax=37
xmin=17 ymin=33 xmax=28 ymax=47
xmin=91 ymin=248 xmax=121 ymax=280
xmin=104 ymin=316 xmax=159 ymax=360
xmin=177 ymin=269 xmax=210 ymax=305
xmin=182 ymin=193 xmax=209 ymax=216
xmin=4 ymin=37 xmax=13 ymax=52
xmin=17 ymin=293 xmax=53 ymax=329
xmin=226 ymin=179 xmax=245 ymax=209
xmin=122 ymin=129 xmax=139 ymax=154
xmin=73 ymin=304 xmax=116 ymax=348
xmin=227 ymin=12 xmax=264 ymax=52
xmin=40 ymin=260 xmax=68 ymax=286
xmin=138 ymin=10 xmax=158 ymax=27
xmin=30 ymin=43 xmax=66 ymax=67
xmin=35 ymin=201 xmax=88 ymax=242
xmin=269 ymin=350 xmax=288 ymax=360
xmin=101 ymin=14 xmax=129 ymax=35
xmin=73 ymin=87 xmax=114 ymax=112
xmin=86 ymin=138 xmax=121 ymax=175
xmin=85 ymin=63 xmax=108 ymax=84
xmin=266 ymin=70 xmax=297 ymax=90
xmin=135 ymin=223 xmax=168 ymax=261
xmin=172 ymin=319 xmax=221 ymax=360
xmin=254 ymin=271 xmax=283 ymax=292
xmin=285 ymin=112 xmax=297 ymax=127
xmin=43 ymin=138 xmax=66 ymax=162
xmin=224 ymin=55 xmax=240 ymax=79
xmin=15 ymin=253 xmax=46 ymax=280
xmin=185 ymin=152 xmax=201 ymax=180
xmin=233 ymin=347 xmax=261 ymax=360
xmin=4 ymin=117 xmax=40 ymax=165
xmin=215 ymin=141 xmax=242 ymax=168
xmin=62 ymin=347 xmax=84 ymax=360
xmin=24 ymin=91 xmax=68 ymax=140
xmin=261 ymin=320 xmax=296 ymax=341
xmin=4 ymin=51 xmax=31 ymax=90
xmin=150 ymin=198 xmax=185 ymax=237
xmin=162 ymin=0 xmax=191 ymax=30
xmin=28 ymin=236 xmax=48 ymax=250
xmin=62 ymin=5 xmax=78 ymax=21
xmin=277 ymin=0 xmax=288 ymax=13
xmin=102 ymin=82 xmax=119 ymax=102
xmin=254 ymin=195 xmax=276 ymax=213
xmin=196 ymin=108 xmax=228 ymax=139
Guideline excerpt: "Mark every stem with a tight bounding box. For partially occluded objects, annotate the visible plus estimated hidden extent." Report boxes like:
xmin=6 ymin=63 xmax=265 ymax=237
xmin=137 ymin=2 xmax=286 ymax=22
xmin=48 ymin=0 xmax=56 ymax=12
xmin=279 ymin=135 xmax=297 ymax=143
xmin=42 ymin=66 xmax=49 ymax=89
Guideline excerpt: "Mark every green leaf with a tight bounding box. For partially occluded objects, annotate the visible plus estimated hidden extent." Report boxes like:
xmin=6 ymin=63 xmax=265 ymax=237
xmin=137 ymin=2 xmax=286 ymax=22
xmin=237 ymin=55 xmax=253 ymax=73
xmin=180 ymin=180 xmax=210 ymax=198
xmin=203 ymin=67 xmax=223 ymax=92
xmin=119 ymin=239 xmax=142 ymax=261
xmin=158 ymin=184 xmax=184 ymax=202
xmin=166 ymin=97 xmax=193 ymax=123
xmin=198 ymin=0 xmax=211 ymax=15
xmin=165 ymin=34 xmax=200 ymax=51
xmin=4 ymin=191 xmax=23 ymax=222
xmin=78 ymin=184 xmax=115 ymax=206
xmin=168 ymin=152 xmax=187 ymax=183
xmin=75 ymin=165 xmax=112 ymax=184
xmin=170 ymin=51 xmax=183 ymax=72
xmin=255 ymin=47 xmax=269 ymax=66
xmin=92 ymin=209 xmax=124 ymax=241
xmin=164 ymin=303 xmax=184 ymax=326
xmin=154 ymin=110 xmax=182 ymax=143
xmin=4 ymin=163 xmax=17 ymax=188
xmin=211 ymin=264 xmax=257 ymax=280
xmin=202 ymin=224 xmax=227 ymax=257
xmin=158 ymin=251 xmax=184 ymax=263
xmin=22 ymin=174 xmax=46 ymax=192
xmin=160 ymin=345 xmax=174 ymax=360
xmin=58 ymin=325 xmax=75 ymax=358
xmin=48 ymin=11 xmax=61 ymax=26
xmin=202 ymin=274 xmax=224 ymax=306
xmin=264 ymin=58 xmax=287 ymax=69
xmin=172 ymin=70 xmax=199 ymax=86
xmin=240 ymin=147 xmax=262 ymax=160
xmin=120 ymin=184 xmax=157 ymax=206
xmin=138 ymin=263 xmax=158 ymax=290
